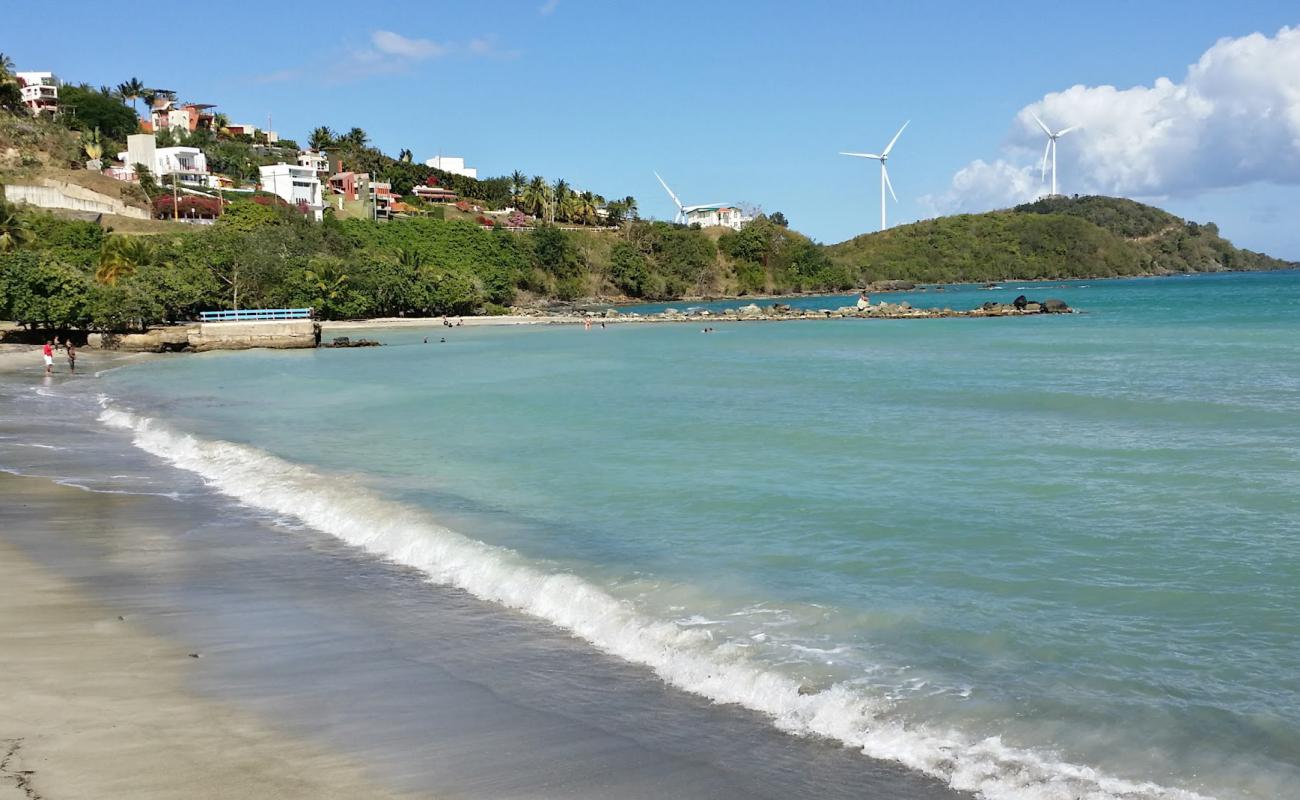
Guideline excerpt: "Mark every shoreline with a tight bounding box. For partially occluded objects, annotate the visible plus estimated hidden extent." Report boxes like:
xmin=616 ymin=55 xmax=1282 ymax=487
xmin=0 ymin=478 xmax=411 ymax=800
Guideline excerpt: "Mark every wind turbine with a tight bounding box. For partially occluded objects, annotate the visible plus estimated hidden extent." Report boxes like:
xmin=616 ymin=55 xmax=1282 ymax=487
xmin=840 ymin=120 xmax=909 ymax=231
xmin=654 ymin=171 xmax=687 ymax=224
xmin=653 ymin=172 xmax=730 ymax=226
xmin=1031 ymin=112 xmax=1078 ymax=197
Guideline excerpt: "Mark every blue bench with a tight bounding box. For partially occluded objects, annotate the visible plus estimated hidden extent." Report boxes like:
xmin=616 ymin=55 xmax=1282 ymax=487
xmin=199 ymin=308 xmax=313 ymax=322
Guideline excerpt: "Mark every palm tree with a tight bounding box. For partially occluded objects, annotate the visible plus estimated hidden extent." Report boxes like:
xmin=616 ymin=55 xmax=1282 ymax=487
xmin=552 ymin=179 xmax=569 ymax=224
xmin=304 ymin=256 xmax=349 ymax=316
xmin=343 ymin=127 xmax=368 ymax=148
xmin=96 ymin=235 xmax=155 ymax=285
xmin=509 ymin=170 xmax=526 ymax=205
xmin=577 ymin=191 xmax=598 ymax=226
xmin=117 ymin=77 xmax=145 ymax=113
xmin=0 ymin=53 xmax=14 ymax=81
xmin=522 ymin=176 xmax=547 ymax=218
xmin=0 ymin=197 xmax=30 ymax=252
xmin=308 ymin=126 xmax=335 ymax=151
xmin=622 ymin=195 xmax=638 ymax=220
xmin=398 ymin=148 xmax=413 ymax=163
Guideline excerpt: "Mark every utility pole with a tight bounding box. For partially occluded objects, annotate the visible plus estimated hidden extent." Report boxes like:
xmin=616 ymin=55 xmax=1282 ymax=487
xmin=171 ymin=169 xmax=179 ymax=220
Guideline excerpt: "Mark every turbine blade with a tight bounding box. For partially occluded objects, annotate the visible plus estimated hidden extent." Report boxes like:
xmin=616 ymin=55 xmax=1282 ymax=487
xmin=1056 ymin=126 xmax=1079 ymax=137
xmin=1041 ymin=138 xmax=1051 ymax=181
xmin=653 ymin=171 xmax=684 ymax=211
xmin=882 ymin=120 xmax=910 ymax=157
xmin=1030 ymin=111 xmax=1052 ymax=137
xmin=839 ymin=152 xmax=882 ymax=159
xmin=882 ymin=163 xmax=897 ymax=203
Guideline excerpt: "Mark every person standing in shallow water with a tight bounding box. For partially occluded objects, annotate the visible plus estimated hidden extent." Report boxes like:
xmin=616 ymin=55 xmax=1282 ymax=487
xmin=42 ymin=340 xmax=54 ymax=374
xmin=66 ymin=341 xmax=76 ymax=373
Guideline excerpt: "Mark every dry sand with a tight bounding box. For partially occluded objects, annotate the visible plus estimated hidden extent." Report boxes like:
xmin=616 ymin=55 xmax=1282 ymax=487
xmin=0 ymin=523 xmax=412 ymax=799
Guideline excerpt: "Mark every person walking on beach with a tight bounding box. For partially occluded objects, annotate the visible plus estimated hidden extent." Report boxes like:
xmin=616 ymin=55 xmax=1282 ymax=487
xmin=42 ymin=340 xmax=54 ymax=375
xmin=66 ymin=341 xmax=77 ymax=373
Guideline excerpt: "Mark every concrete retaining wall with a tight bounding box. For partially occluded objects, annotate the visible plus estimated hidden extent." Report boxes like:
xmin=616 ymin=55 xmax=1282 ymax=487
xmin=88 ymin=320 xmax=320 ymax=352
xmin=4 ymin=179 xmax=150 ymax=220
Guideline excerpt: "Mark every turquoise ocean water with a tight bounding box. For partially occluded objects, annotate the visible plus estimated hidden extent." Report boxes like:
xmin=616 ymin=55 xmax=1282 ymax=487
xmin=96 ymin=272 xmax=1300 ymax=800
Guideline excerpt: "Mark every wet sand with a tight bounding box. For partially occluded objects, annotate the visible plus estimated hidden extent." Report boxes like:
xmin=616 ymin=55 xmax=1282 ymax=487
xmin=0 ymin=483 xmax=411 ymax=799
xmin=0 ymin=459 xmax=966 ymax=800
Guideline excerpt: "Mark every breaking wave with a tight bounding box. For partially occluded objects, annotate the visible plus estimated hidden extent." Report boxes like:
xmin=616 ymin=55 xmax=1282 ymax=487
xmin=99 ymin=399 xmax=1210 ymax=800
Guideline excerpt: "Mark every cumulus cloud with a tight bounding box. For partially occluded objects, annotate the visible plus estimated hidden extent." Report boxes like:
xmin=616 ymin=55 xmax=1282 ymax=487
xmin=928 ymin=25 xmax=1300 ymax=214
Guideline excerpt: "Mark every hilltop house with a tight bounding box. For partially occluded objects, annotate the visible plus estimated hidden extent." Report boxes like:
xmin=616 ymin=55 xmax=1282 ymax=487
xmin=685 ymin=205 xmax=752 ymax=231
xmin=116 ymin=133 xmax=216 ymax=188
xmin=15 ymin=72 xmax=59 ymax=117
xmin=259 ymin=164 xmax=324 ymax=221
xmin=412 ymin=184 xmax=458 ymax=203
xmin=148 ymin=99 xmax=216 ymax=134
xmin=297 ymin=150 xmax=329 ymax=174
xmin=424 ymin=155 xmax=477 ymax=179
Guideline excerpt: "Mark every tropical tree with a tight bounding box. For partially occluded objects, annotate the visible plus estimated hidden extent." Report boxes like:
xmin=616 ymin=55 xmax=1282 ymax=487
xmin=343 ymin=127 xmax=368 ymax=148
xmin=212 ymin=112 xmax=230 ymax=133
xmin=551 ymin=179 xmax=569 ymax=224
xmin=522 ymin=176 xmax=548 ymax=218
xmin=96 ymin=235 xmax=156 ymax=285
xmin=303 ymin=254 xmax=350 ymax=317
xmin=509 ymin=170 xmax=526 ymax=205
xmin=398 ymin=148 xmax=413 ymax=163
xmin=308 ymin=126 xmax=335 ymax=151
xmin=82 ymin=127 xmax=104 ymax=166
xmin=0 ymin=197 xmax=31 ymax=252
xmin=0 ymin=52 xmax=14 ymax=81
xmin=116 ymin=77 xmax=145 ymax=113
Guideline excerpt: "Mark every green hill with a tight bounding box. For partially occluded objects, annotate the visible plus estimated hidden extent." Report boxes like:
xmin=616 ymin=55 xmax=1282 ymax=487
xmin=825 ymin=195 xmax=1294 ymax=284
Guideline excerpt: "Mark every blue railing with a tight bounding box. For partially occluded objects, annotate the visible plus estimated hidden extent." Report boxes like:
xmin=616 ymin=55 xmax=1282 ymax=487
xmin=199 ymin=308 xmax=313 ymax=322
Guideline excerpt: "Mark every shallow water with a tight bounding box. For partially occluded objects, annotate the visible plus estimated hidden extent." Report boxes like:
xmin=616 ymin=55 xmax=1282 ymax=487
xmin=7 ymin=269 xmax=1300 ymax=799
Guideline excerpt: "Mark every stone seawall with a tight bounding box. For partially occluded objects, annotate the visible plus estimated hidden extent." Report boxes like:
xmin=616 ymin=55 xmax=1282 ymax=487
xmin=88 ymin=320 xmax=321 ymax=352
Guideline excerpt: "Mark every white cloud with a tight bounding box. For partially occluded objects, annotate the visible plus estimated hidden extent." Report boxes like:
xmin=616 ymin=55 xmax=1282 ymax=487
xmin=370 ymin=30 xmax=448 ymax=60
xmin=538 ymin=0 xmax=560 ymax=16
xmin=921 ymin=159 xmax=1040 ymax=215
xmin=334 ymin=30 xmax=516 ymax=79
xmin=929 ymin=25 xmax=1300 ymax=214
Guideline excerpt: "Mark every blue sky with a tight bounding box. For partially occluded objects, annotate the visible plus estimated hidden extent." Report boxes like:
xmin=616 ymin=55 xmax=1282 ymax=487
xmin=7 ymin=1 xmax=1300 ymax=257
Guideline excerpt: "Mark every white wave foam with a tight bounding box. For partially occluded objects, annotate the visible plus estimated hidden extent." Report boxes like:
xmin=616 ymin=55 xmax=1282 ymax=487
xmin=99 ymin=401 xmax=1213 ymax=800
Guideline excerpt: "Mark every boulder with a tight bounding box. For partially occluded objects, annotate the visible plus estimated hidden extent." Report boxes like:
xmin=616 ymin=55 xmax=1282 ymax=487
xmin=1042 ymin=298 xmax=1070 ymax=313
xmin=737 ymin=304 xmax=763 ymax=318
xmin=1012 ymin=295 xmax=1028 ymax=310
xmin=1024 ymin=303 xmax=1042 ymax=313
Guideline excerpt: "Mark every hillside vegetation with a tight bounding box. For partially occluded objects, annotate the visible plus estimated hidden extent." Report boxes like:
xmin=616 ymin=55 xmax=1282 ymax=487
xmin=826 ymin=195 xmax=1293 ymax=283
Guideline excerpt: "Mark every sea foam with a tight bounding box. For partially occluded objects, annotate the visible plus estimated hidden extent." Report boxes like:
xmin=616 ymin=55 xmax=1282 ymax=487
xmin=99 ymin=399 xmax=1212 ymax=800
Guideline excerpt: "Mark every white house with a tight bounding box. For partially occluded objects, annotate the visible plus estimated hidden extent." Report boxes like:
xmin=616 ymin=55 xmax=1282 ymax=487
xmin=297 ymin=150 xmax=329 ymax=173
xmin=15 ymin=72 xmax=59 ymax=117
xmin=684 ymin=204 xmax=752 ymax=231
xmin=118 ymin=134 xmax=215 ymax=188
xmin=424 ymin=155 xmax=477 ymax=179
xmin=259 ymin=164 xmax=324 ymax=221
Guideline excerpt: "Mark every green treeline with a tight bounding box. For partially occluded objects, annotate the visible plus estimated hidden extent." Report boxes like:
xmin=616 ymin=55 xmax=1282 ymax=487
xmin=0 ymin=196 xmax=862 ymax=330
xmin=1 ymin=190 xmax=1292 ymax=331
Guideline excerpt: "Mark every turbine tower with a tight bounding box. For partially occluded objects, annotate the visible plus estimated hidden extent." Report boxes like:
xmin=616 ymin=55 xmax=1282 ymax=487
xmin=654 ymin=171 xmax=687 ymax=224
xmin=840 ymin=121 xmax=909 ymax=231
xmin=1031 ymin=112 xmax=1077 ymax=197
